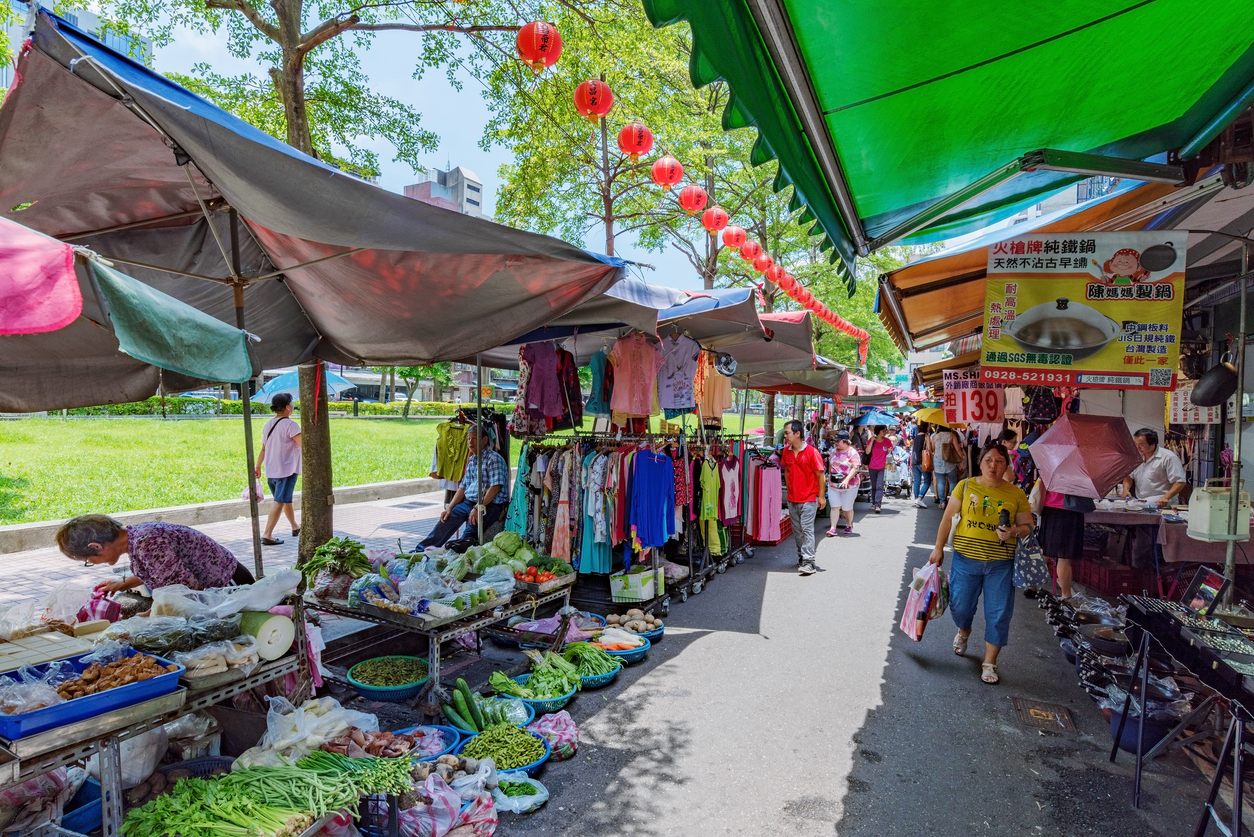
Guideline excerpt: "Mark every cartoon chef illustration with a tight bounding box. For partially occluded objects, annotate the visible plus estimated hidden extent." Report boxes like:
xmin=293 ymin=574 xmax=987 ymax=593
xmin=1101 ymin=247 xmax=1150 ymax=287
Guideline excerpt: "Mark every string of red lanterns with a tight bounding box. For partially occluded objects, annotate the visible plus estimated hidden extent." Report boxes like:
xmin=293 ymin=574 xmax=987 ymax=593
xmin=514 ymin=22 xmax=870 ymax=364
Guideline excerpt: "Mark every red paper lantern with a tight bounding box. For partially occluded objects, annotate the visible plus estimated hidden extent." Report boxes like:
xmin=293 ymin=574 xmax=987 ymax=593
xmin=516 ymin=22 xmax=563 ymax=73
xmin=739 ymin=241 xmax=762 ymax=261
xmin=752 ymin=254 xmax=774 ymax=273
xmin=764 ymin=264 xmax=785 ymax=285
xmin=722 ymin=225 xmax=747 ymax=249
xmin=797 ymin=287 xmax=813 ymax=306
xmin=701 ymin=205 xmax=729 ymax=235
xmin=651 ymin=155 xmax=684 ymax=189
xmin=617 ymin=122 xmax=653 ymax=160
xmin=678 ymin=184 xmax=708 ymax=215
xmin=573 ymin=79 xmax=614 ymax=121
xmin=777 ymin=272 xmax=797 ymax=293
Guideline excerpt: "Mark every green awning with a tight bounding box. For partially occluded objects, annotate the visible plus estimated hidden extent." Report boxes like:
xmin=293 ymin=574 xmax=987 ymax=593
xmin=643 ymin=0 xmax=1254 ymax=290
xmin=90 ymin=260 xmax=255 ymax=383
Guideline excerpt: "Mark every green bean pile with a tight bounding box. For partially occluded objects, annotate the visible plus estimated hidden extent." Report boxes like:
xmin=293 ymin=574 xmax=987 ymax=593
xmin=350 ymin=656 xmax=428 ymax=686
xmin=460 ymin=724 xmax=546 ymax=770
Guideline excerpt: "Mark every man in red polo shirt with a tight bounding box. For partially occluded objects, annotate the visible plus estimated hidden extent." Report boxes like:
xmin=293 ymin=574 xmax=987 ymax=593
xmin=781 ymin=419 xmax=827 ymax=575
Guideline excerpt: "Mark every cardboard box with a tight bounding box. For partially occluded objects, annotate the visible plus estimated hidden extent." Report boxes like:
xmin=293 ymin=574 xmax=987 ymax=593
xmin=610 ymin=568 xmax=665 ymax=603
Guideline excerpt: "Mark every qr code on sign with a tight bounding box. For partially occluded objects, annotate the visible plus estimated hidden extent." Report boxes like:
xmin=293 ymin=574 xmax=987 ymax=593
xmin=1149 ymin=368 xmax=1173 ymax=388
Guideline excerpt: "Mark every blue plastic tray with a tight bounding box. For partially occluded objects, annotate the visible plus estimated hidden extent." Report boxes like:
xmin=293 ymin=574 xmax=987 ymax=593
xmin=0 ymin=649 xmax=184 ymax=741
xmin=602 ymin=636 xmax=651 ymax=665
xmin=393 ymin=723 xmax=461 ymax=759
xmin=510 ymin=674 xmax=575 ymax=714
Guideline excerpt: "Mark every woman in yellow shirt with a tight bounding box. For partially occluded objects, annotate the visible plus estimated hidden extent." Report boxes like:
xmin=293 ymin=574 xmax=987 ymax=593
xmin=929 ymin=444 xmax=1034 ymax=685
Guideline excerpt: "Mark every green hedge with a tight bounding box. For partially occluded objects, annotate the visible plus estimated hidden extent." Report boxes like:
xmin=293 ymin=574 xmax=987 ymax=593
xmin=64 ymin=398 xmax=488 ymax=417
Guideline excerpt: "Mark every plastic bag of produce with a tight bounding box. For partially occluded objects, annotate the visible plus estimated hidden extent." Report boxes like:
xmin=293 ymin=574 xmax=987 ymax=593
xmin=393 ymin=774 xmax=464 ymax=837
xmin=0 ymin=668 xmax=64 ymax=715
xmin=312 ymin=569 xmax=355 ymax=600
xmin=150 ymin=570 xmax=300 ymax=618
xmin=0 ymin=767 xmax=77 ymax=832
xmin=0 ymin=602 xmax=39 ymax=641
xmin=86 ymin=727 xmax=167 ymax=789
xmin=449 ymin=758 xmax=497 ymax=801
xmin=512 ymin=615 xmax=590 ymax=645
xmin=76 ymin=589 xmax=123 ymax=623
xmin=236 ymin=696 xmax=379 ymax=767
xmin=526 ymin=711 xmax=578 ymax=761
xmin=491 ymin=773 xmax=549 ymax=815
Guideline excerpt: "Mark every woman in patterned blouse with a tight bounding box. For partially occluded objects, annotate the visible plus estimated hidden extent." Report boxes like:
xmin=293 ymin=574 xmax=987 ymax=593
xmin=56 ymin=515 xmax=243 ymax=594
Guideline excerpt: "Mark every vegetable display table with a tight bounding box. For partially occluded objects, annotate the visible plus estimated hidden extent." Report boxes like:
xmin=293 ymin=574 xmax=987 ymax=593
xmin=302 ymin=587 xmax=571 ymax=717
xmin=1 ymin=655 xmax=299 ymax=836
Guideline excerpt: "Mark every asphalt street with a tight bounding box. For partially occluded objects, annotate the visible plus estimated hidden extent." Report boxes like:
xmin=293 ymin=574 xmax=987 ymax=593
xmin=493 ymin=495 xmax=1214 ymax=836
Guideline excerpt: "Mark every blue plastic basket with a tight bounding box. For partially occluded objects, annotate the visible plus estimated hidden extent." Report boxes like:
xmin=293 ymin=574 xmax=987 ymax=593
xmin=61 ymin=777 xmax=101 ymax=834
xmin=602 ymin=635 xmax=651 ymax=665
xmin=444 ymin=697 xmax=535 ymax=737
xmin=346 ymin=656 xmax=429 ymax=702
xmin=360 ymin=797 xmax=471 ymax=837
xmin=392 ymin=724 xmax=460 ymax=759
xmin=579 ymin=661 xmax=623 ymax=690
xmin=509 ymin=674 xmax=575 ymax=713
xmin=0 ymin=649 xmax=184 ymax=741
xmin=639 ymin=625 xmax=665 ymax=642
xmin=456 ymin=728 xmax=551 ymax=777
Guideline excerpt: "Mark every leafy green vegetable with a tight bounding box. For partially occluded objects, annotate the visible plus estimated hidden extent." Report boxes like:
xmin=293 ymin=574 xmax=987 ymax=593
xmin=492 ymin=530 xmax=523 ymax=555
xmin=302 ymin=536 xmax=371 ymax=583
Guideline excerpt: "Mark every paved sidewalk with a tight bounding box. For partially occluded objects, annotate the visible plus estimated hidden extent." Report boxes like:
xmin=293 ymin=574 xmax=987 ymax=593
xmin=0 ymin=489 xmax=452 ymax=611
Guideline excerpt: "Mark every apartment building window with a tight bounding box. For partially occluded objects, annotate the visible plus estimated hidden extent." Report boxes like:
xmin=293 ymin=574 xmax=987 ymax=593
xmin=466 ymin=198 xmax=480 ymax=207
xmin=467 ymin=184 xmax=481 ymax=193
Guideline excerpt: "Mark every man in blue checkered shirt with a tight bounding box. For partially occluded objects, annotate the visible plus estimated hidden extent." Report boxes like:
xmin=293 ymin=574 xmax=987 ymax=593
xmin=419 ymin=425 xmax=511 ymax=547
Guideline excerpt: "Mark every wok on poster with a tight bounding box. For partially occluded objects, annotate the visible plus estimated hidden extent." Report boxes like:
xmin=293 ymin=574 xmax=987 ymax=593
xmin=979 ymin=231 xmax=1186 ymax=391
xmin=943 ymin=369 xmax=1004 ymax=425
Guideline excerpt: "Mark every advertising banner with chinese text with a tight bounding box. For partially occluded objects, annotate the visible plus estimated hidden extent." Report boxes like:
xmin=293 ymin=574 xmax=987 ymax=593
xmin=979 ymin=232 xmax=1186 ymax=390
xmin=943 ymin=369 xmax=1004 ymax=425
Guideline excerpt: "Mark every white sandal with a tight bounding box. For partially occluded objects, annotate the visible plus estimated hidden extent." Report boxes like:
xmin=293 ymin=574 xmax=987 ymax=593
xmin=953 ymin=632 xmax=969 ymax=656
xmin=981 ymin=663 xmax=1000 ymax=685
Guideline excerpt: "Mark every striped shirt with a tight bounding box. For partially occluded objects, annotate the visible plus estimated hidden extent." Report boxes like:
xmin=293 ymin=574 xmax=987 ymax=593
xmin=462 ymin=451 xmax=510 ymax=505
xmin=951 ymin=478 xmax=1030 ymax=561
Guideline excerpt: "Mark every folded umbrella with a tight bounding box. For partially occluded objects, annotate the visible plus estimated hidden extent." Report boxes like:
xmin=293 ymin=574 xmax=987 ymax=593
xmin=1029 ymin=413 xmax=1142 ymax=499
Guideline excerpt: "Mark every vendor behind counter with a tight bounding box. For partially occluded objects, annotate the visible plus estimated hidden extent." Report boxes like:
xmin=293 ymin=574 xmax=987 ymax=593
xmin=55 ymin=516 xmax=252 ymax=595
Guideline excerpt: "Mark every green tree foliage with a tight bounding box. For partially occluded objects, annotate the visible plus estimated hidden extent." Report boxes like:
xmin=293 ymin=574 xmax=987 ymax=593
xmin=372 ymin=364 xmax=453 ymax=416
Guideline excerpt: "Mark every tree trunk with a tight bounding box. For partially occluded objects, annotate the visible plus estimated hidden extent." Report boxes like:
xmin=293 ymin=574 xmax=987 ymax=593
xmin=273 ymin=49 xmax=332 ymax=560
xmin=599 ymin=115 xmax=614 ymax=256
xmin=765 ymin=393 xmax=776 ymax=440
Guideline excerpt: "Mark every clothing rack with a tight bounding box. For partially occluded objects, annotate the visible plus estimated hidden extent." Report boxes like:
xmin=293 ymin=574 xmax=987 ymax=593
xmin=511 ymin=429 xmax=753 ymax=614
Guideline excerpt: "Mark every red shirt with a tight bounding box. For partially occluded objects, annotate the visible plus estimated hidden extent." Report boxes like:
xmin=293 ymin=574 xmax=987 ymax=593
xmin=781 ymin=444 xmax=824 ymax=503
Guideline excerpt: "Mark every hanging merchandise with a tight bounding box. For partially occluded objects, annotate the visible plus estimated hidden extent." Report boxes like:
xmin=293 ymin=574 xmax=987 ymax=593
xmin=694 ymin=454 xmax=724 ymax=556
xmin=617 ymin=122 xmax=653 ymax=160
xmin=677 ymin=184 xmax=708 ymax=215
xmin=585 ymin=350 xmax=613 ymax=417
xmin=698 ymin=352 xmax=733 ymax=420
xmin=433 ymin=421 xmax=471 ymax=482
xmin=719 ymin=453 xmax=742 ymax=525
xmin=701 ymin=206 xmax=729 ymax=235
xmin=722 ymin=226 xmax=747 ymax=249
xmin=521 ymin=343 xmax=565 ymax=419
xmin=651 ymin=155 xmax=683 ymax=188
xmin=629 ymin=449 xmax=677 ymax=558
xmin=573 ymin=79 xmax=614 ymax=121
xmin=516 ymin=21 xmax=563 ymax=72
xmin=608 ymin=332 xmax=662 ymax=418
xmin=739 ymin=241 xmax=762 ymax=261
xmin=657 ymin=333 xmax=701 ymax=415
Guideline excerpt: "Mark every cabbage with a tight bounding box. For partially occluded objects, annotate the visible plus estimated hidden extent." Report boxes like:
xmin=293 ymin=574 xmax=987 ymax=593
xmin=514 ymin=547 xmax=536 ymax=566
xmin=492 ymin=531 xmax=523 ymax=555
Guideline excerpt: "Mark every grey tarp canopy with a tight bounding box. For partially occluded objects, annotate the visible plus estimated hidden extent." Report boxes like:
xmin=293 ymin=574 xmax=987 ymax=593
xmin=0 ymin=11 xmax=625 ymax=411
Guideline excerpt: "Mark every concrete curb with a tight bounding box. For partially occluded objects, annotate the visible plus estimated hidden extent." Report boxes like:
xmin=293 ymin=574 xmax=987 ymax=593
xmin=0 ymin=478 xmax=443 ymax=555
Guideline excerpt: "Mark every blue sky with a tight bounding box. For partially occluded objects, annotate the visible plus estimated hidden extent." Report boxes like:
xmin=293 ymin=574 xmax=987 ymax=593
xmin=156 ymin=25 xmax=705 ymax=290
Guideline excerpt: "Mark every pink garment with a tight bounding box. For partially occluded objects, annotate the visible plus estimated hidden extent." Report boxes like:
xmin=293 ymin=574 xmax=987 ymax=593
xmin=866 ymin=437 xmax=894 ymax=470
xmin=261 ymin=415 xmax=302 ymax=478
xmin=757 ymin=466 xmax=782 ymax=541
xmin=719 ymin=458 xmax=741 ymax=523
xmin=522 ymin=343 xmax=565 ymax=418
xmin=1044 ymin=489 xmax=1066 ymax=509
xmin=0 ymin=215 xmax=82 ymax=335
xmin=609 ymin=332 xmax=662 ymax=416
xmin=550 ymin=450 xmax=574 ymax=560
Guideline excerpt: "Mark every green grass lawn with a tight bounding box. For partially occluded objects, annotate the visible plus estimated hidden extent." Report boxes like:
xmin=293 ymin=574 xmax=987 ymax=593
xmin=0 ymin=413 xmax=768 ymax=525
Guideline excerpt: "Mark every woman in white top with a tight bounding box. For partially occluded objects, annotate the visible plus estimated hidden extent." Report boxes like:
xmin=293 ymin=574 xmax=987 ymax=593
xmin=930 ymin=426 xmax=964 ymax=506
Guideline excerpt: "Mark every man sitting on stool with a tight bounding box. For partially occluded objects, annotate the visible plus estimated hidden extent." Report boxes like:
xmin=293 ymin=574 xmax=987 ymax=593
xmin=420 ymin=424 xmax=509 ymax=548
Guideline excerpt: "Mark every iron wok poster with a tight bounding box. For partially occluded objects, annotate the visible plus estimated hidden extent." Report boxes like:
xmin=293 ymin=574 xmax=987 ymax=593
xmin=979 ymin=231 xmax=1186 ymax=391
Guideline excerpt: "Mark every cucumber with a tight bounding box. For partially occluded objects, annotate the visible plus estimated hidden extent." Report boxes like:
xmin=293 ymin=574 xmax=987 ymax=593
xmin=442 ymin=703 xmax=472 ymax=731
xmin=451 ymin=690 xmax=477 ymax=732
xmin=458 ymin=678 xmax=486 ymax=731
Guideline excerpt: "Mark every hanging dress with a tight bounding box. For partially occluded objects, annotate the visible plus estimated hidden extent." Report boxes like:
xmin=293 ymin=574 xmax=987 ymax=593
xmin=504 ymin=443 xmax=531 ymax=536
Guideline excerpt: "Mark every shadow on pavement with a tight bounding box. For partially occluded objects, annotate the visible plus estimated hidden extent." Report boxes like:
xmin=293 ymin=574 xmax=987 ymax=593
xmin=832 ymin=504 xmax=1212 ymax=836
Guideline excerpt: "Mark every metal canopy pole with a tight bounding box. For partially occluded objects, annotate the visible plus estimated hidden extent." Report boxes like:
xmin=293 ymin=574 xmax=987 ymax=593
xmin=230 ymin=210 xmax=264 ymax=579
xmin=476 ymin=355 xmax=485 ymax=545
xmin=1224 ymin=242 xmax=1250 ymax=604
